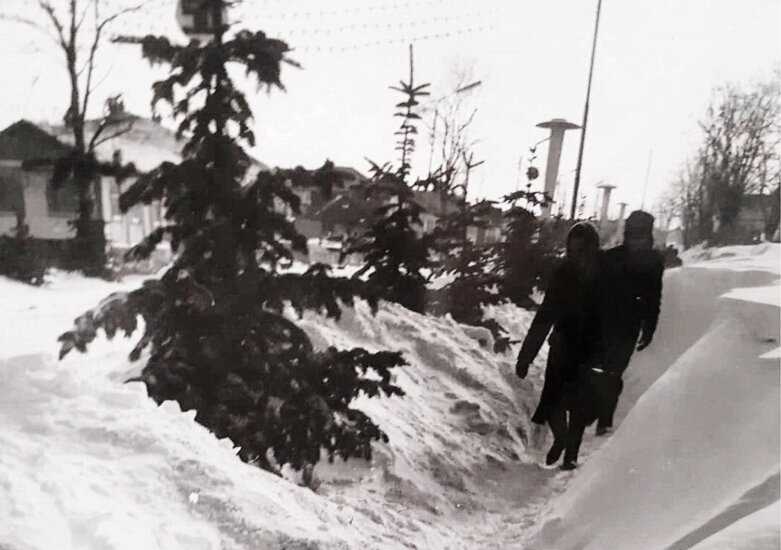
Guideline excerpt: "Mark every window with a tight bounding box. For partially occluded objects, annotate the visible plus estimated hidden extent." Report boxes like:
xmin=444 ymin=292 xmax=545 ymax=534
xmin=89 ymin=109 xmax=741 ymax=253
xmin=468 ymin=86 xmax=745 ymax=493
xmin=0 ymin=170 xmax=24 ymax=214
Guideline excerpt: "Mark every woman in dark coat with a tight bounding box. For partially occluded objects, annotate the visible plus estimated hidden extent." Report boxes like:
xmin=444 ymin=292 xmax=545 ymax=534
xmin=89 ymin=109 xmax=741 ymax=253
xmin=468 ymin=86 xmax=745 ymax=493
xmin=515 ymin=221 xmax=602 ymax=470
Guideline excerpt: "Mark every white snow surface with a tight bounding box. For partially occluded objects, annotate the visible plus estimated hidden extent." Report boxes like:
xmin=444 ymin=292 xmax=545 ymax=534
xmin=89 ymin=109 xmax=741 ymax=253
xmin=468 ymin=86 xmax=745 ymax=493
xmin=1 ymin=243 xmax=779 ymax=549
xmin=0 ymin=271 xmax=547 ymax=549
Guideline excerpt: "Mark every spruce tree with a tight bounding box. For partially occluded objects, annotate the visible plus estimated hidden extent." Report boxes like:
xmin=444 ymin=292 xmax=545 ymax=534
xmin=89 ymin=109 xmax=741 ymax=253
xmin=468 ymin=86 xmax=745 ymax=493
xmin=58 ymin=0 xmax=405 ymax=473
xmin=428 ymin=199 xmax=508 ymax=349
xmin=495 ymin=187 xmax=567 ymax=308
xmin=346 ymin=46 xmax=434 ymax=313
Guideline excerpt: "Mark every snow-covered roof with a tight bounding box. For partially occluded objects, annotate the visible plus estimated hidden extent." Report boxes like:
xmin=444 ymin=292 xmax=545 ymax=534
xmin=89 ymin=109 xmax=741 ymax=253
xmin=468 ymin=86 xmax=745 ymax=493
xmin=38 ymin=116 xmax=269 ymax=173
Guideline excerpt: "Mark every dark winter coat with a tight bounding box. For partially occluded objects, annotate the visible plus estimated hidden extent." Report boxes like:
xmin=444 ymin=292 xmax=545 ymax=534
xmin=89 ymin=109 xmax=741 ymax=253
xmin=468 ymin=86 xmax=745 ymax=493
xmin=598 ymin=245 xmax=664 ymax=374
xmin=516 ymin=260 xmax=602 ymax=424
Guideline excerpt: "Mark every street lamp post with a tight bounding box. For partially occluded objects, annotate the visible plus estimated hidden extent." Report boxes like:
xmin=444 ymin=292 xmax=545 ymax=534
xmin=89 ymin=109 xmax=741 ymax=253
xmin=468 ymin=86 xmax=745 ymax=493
xmin=571 ymin=0 xmax=604 ymax=219
xmin=597 ymin=183 xmax=616 ymax=225
xmin=536 ymin=118 xmax=580 ymax=219
xmin=618 ymin=202 xmax=628 ymax=220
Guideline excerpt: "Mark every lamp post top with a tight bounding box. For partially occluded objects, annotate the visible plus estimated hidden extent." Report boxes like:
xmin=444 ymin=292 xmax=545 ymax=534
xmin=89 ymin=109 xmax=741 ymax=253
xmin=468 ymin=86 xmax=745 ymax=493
xmin=536 ymin=118 xmax=581 ymax=131
xmin=597 ymin=183 xmax=617 ymax=190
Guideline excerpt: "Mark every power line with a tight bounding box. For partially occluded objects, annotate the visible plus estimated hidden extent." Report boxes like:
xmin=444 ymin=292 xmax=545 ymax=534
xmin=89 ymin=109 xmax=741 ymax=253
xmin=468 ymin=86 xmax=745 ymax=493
xmin=236 ymin=0 xmax=454 ymax=19
xmin=240 ymin=9 xmax=497 ymax=35
xmin=291 ymin=24 xmax=495 ymax=53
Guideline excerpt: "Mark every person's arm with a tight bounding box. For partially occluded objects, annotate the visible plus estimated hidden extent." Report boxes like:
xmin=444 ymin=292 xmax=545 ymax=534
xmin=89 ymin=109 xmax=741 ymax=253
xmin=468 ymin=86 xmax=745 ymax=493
xmin=515 ymin=266 xmax=565 ymax=377
xmin=637 ymin=253 xmax=664 ymax=350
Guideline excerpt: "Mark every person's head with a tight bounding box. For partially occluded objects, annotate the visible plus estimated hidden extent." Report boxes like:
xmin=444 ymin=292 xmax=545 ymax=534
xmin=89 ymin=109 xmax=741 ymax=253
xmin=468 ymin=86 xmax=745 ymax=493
xmin=566 ymin=221 xmax=600 ymax=272
xmin=624 ymin=210 xmax=655 ymax=252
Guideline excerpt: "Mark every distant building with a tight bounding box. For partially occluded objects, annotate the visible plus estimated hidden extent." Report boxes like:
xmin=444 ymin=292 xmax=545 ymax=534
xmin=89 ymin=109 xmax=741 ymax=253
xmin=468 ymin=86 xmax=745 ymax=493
xmin=413 ymin=190 xmax=460 ymax=235
xmin=313 ymin=179 xmax=505 ymax=245
xmin=735 ymin=191 xmax=779 ymax=242
xmin=286 ymin=165 xmax=367 ymax=239
xmin=0 ymin=116 xmax=268 ymax=268
xmin=0 ymin=120 xmax=77 ymax=242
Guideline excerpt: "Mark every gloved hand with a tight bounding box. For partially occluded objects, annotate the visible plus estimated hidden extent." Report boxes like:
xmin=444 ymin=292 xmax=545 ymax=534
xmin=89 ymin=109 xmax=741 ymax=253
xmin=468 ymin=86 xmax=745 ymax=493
xmin=636 ymin=332 xmax=653 ymax=351
xmin=515 ymin=358 xmax=530 ymax=379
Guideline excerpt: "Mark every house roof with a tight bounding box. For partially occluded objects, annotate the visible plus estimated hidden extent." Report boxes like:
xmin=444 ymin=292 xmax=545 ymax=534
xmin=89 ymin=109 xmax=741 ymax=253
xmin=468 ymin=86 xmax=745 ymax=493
xmin=413 ymin=190 xmax=461 ymax=217
xmin=333 ymin=166 xmax=368 ymax=187
xmin=316 ymin=192 xmax=377 ymax=226
xmin=35 ymin=115 xmax=269 ymax=173
xmin=0 ymin=120 xmax=72 ymax=162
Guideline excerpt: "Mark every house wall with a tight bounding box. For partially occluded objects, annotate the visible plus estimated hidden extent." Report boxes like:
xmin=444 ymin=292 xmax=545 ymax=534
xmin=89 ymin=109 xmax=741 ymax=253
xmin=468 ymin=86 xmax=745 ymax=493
xmin=736 ymin=207 xmax=766 ymax=234
xmin=294 ymin=217 xmax=323 ymax=240
xmin=24 ymin=170 xmax=77 ymax=239
xmin=466 ymin=226 xmax=479 ymax=243
xmin=100 ymin=176 xmax=166 ymax=249
xmin=0 ymin=162 xmax=79 ymax=240
xmin=0 ymin=166 xmax=169 ymax=247
xmin=420 ymin=213 xmax=438 ymax=234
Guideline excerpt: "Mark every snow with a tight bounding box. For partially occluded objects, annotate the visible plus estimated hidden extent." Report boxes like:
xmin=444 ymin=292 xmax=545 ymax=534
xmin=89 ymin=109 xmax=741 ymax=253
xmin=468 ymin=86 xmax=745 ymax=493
xmin=680 ymin=242 xmax=781 ymax=276
xmin=1 ymin=243 xmax=779 ymax=549
xmin=0 ymin=270 xmax=545 ymax=549
xmin=690 ymin=500 xmax=780 ymax=550
xmin=0 ymin=354 xmax=369 ymax=550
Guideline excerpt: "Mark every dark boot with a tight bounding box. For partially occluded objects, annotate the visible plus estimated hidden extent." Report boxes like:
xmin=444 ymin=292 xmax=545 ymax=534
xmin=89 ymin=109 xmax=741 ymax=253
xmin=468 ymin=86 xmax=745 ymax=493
xmin=546 ymin=440 xmax=565 ymax=465
xmin=560 ymin=460 xmax=578 ymax=471
xmin=546 ymin=404 xmax=568 ymax=462
xmin=563 ymin=414 xmax=587 ymax=467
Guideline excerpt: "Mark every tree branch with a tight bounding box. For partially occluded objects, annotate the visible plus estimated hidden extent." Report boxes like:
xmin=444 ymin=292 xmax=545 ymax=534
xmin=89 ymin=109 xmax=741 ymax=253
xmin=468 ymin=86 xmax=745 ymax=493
xmin=82 ymin=1 xmax=144 ymax=131
xmin=81 ymin=0 xmax=100 ymax=121
xmin=89 ymin=118 xmax=134 ymax=150
xmin=75 ymin=0 xmax=95 ymax=32
xmin=36 ymin=1 xmax=68 ymax=52
xmin=0 ymin=12 xmax=60 ymax=46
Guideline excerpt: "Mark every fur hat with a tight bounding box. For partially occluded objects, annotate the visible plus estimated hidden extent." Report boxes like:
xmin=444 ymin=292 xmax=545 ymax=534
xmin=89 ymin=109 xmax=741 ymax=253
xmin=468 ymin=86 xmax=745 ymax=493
xmin=624 ymin=210 xmax=654 ymax=237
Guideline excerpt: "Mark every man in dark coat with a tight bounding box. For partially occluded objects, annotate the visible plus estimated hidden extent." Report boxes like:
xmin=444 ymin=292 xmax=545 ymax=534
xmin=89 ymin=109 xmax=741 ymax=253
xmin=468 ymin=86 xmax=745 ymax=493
xmin=595 ymin=210 xmax=664 ymax=435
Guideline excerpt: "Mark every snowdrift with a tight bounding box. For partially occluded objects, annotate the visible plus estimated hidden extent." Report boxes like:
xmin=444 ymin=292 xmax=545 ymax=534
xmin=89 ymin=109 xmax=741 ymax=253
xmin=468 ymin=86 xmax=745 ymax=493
xmin=0 ymin=272 xmax=542 ymax=549
xmin=527 ymin=244 xmax=781 ymax=550
xmin=4 ymin=244 xmax=777 ymax=549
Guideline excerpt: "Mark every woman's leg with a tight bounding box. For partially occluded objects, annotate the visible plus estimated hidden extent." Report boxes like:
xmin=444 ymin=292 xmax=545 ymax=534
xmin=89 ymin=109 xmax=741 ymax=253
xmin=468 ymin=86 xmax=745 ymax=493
xmin=562 ymin=411 xmax=587 ymax=468
xmin=545 ymin=401 xmax=567 ymax=465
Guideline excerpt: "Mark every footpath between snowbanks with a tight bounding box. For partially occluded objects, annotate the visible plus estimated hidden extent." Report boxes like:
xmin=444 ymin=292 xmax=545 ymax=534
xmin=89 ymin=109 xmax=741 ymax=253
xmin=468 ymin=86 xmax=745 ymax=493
xmin=527 ymin=243 xmax=780 ymax=550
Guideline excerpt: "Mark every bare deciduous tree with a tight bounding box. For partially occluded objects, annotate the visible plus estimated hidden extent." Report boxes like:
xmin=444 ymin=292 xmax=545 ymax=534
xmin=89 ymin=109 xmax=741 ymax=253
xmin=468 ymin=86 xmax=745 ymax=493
xmin=667 ymin=74 xmax=780 ymax=246
xmin=421 ymin=63 xmax=482 ymax=197
xmin=2 ymin=0 xmax=141 ymax=273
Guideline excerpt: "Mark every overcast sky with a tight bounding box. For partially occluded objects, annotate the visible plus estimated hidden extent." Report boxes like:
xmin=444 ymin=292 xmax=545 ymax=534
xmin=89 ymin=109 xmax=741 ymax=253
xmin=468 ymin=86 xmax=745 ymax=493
xmin=1 ymin=0 xmax=779 ymax=218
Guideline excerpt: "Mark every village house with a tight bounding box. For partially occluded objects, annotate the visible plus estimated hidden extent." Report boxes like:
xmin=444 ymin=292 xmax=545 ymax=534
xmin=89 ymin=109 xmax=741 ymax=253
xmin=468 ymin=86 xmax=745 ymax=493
xmin=734 ymin=190 xmax=779 ymax=242
xmin=0 ymin=116 xmax=269 ymax=269
xmin=0 ymin=120 xmax=77 ymax=243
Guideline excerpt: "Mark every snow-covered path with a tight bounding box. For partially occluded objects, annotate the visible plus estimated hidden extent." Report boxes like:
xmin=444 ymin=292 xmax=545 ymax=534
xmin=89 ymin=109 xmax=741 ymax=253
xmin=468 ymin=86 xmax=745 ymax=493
xmin=1 ymin=244 xmax=778 ymax=549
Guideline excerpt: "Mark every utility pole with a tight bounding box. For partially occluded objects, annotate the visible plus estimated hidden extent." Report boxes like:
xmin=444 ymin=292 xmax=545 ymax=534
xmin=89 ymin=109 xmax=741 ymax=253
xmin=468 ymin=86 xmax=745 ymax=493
xmin=570 ymin=0 xmax=604 ymax=219
xmin=641 ymin=149 xmax=653 ymax=210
